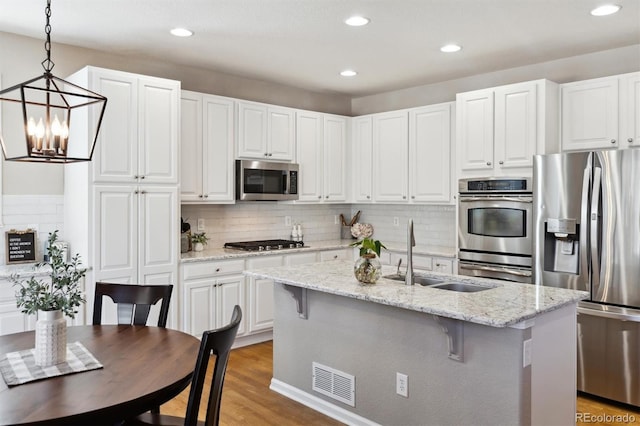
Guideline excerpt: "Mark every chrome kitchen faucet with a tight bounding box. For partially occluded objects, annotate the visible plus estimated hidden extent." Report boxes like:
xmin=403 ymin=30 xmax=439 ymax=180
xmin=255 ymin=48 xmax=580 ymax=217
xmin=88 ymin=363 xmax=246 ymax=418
xmin=405 ymin=219 xmax=415 ymax=286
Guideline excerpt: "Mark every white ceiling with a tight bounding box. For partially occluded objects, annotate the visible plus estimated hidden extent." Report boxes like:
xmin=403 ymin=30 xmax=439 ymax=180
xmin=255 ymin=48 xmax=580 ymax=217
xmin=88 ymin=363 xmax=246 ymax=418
xmin=1 ymin=0 xmax=639 ymax=97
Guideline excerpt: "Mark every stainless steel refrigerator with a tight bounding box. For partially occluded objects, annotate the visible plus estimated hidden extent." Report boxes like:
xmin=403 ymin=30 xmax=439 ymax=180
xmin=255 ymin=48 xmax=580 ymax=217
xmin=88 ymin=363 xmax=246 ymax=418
xmin=533 ymin=149 xmax=640 ymax=407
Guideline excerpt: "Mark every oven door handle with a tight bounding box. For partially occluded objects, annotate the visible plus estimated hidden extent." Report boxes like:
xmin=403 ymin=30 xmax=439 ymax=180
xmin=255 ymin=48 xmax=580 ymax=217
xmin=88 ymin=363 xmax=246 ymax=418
xmin=459 ymin=263 xmax=532 ymax=277
xmin=459 ymin=196 xmax=532 ymax=203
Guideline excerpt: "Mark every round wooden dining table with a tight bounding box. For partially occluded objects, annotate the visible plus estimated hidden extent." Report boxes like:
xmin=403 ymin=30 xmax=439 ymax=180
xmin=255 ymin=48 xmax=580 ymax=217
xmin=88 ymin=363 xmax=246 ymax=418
xmin=0 ymin=325 xmax=200 ymax=425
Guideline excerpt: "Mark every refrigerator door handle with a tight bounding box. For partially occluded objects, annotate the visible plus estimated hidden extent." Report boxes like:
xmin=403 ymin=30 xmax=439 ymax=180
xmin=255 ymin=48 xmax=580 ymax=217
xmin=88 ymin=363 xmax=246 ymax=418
xmin=590 ymin=166 xmax=602 ymax=290
xmin=580 ymin=160 xmax=591 ymax=285
xmin=578 ymin=305 xmax=640 ymax=323
xmin=459 ymin=263 xmax=532 ymax=277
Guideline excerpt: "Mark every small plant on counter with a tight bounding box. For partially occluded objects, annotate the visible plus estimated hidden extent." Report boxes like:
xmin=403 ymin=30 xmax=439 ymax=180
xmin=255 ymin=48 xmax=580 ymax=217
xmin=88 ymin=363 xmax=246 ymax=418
xmin=350 ymin=237 xmax=386 ymax=257
xmin=190 ymin=232 xmax=209 ymax=245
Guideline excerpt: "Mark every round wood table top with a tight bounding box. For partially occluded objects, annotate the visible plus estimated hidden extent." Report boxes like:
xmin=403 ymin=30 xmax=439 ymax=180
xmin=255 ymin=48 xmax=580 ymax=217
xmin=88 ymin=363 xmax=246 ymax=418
xmin=0 ymin=325 xmax=200 ymax=425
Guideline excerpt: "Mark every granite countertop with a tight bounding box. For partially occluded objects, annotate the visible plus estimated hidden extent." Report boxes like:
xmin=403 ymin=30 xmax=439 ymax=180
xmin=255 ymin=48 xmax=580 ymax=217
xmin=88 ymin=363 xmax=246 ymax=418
xmin=181 ymin=239 xmax=456 ymax=263
xmin=244 ymin=260 xmax=588 ymax=328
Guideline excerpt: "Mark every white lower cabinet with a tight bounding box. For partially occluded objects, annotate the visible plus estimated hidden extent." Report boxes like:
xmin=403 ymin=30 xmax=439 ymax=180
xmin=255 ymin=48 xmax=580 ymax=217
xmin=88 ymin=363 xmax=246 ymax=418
xmin=246 ymin=255 xmax=284 ymax=333
xmin=182 ymin=259 xmax=246 ymax=337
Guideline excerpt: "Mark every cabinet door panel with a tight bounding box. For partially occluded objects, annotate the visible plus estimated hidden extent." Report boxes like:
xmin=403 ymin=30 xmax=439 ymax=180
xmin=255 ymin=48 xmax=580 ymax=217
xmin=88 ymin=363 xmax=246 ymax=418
xmin=139 ymin=187 xmax=178 ymax=278
xmin=622 ymin=73 xmax=640 ymax=147
xmin=495 ymin=83 xmax=537 ymax=170
xmin=296 ymin=111 xmax=324 ymax=201
xmin=218 ymin=276 xmax=246 ymax=336
xmin=457 ymin=90 xmax=494 ymax=171
xmin=323 ymin=116 xmax=347 ymax=202
xmin=186 ymin=282 xmax=214 ymax=337
xmin=268 ymin=107 xmax=295 ymax=161
xmin=353 ymin=116 xmax=373 ymax=202
xmin=249 ymin=278 xmax=274 ymax=332
xmin=373 ymin=112 xmax=409 ymax=202
xmin=203 ymin=96 xmax=235 ymax=201
xmin=410 ymin=104 xmax=451 ymax=203
xmin=92 ymin=73 xmax=138 ymax=183
xmin=94 ymin=186 xmax=137 ymax=281
xmin=180 ymin=93 xmax=203 ymax=201
xmin=138 ymin=78 xmax=179 ymax=183
xmin=237 ymin=102 xmax=267 ymax=158
xmin=561 ymin=78 xmax=618 ymax=151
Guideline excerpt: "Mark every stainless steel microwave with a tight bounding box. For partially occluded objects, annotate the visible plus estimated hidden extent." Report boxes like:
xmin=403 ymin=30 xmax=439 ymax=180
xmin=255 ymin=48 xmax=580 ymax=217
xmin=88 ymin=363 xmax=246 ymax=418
xmin=235 ymin=160 xmax=299 ymax=201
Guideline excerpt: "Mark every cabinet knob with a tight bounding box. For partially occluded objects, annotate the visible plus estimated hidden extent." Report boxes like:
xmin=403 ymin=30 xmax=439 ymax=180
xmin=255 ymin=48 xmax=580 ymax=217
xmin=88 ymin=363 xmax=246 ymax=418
xmin=628 ymin=138 xmax=634 ymax=144
xmin=402 ymin=195 xmax=407 ymax=199
xmin=215 ymin=268 xmax=221 ymax=272
xmin=140 ymin=175 xmax=145 ymax=179
xmin=134 ymin=190 xmax=139 ymax=194
xmin=411 ymin=195 xmax=415 ymax=199
xmin=134 ymin=175 xmax=139 ymax=179
xmin=486 ymin=161 xmax=492 ymax=166
xmin=333 ymin=255 xmax=338 ymax=259
xmin=499 ymin=160 xmax=504 ymax=165
xmin=318 ymin=195 xmax=322 ymax=199
xmin=611 ymin=139 xmax=616 ymax=144
xmin=268 ymin=153 xmax=273 ymax=157
xmin=140 ymin=190 xmax=147 ymax=194
xmin=366 ymin=195 xmax=370 ymax=199
xmin=325 ymin=195 xmax=329 ymax=199
xmin=198 ymin=195 xmax=204 ymax=198
xmin=204 ymin=194 xmax=209 ymax=198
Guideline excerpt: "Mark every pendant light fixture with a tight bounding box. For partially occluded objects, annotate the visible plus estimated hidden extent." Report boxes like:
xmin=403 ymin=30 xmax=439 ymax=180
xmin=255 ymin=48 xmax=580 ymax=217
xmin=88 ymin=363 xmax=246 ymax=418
xmin=0 ymin=0 xmax=107 ymax=163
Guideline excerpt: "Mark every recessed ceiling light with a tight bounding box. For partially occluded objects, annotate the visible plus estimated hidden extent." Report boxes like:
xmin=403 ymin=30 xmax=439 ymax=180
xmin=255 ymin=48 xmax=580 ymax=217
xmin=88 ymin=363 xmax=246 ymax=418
xmin=170 ymin=28 xmax=193 ymax=37
xmin=590 ymin=4 xmax=621 ymax=16
xmin=440 ymin=44 xmax=462 ymax=53
xmin=340 ymin=70 xmax=357 ymax=77
xmin=345 ymin=16 xmax=370 ymax=27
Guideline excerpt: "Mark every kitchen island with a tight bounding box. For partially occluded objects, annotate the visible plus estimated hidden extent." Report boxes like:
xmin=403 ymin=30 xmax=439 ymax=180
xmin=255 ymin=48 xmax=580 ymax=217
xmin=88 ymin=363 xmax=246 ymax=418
xmin=245 ymin=260 xmax=588 ymax=426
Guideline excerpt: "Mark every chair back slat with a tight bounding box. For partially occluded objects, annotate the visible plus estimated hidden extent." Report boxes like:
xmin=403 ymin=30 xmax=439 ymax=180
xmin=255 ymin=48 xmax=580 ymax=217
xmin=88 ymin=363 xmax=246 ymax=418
xmin=93 ymin=282 xmax=173 ymax=327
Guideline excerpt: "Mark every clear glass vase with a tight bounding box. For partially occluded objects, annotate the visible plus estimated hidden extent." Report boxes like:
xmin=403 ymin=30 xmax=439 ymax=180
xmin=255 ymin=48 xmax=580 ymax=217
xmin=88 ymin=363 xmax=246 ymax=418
xmin=354 ymin=253 xmax=382 ymax=284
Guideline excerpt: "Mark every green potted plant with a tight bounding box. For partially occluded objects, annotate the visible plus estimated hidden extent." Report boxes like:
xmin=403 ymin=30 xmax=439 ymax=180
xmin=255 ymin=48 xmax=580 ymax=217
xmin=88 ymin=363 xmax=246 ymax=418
xmin=191 ymin=232 xmax=209 ymax=252
xmin=10 ymin=230 xmax=86 ymax=366
xmin=350 ymin=237 xmax=386 ymax=284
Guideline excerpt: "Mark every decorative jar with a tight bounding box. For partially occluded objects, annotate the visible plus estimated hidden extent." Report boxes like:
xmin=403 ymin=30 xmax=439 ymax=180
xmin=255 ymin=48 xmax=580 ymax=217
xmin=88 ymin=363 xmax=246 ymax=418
xmin=354 ymin=253 xmax=382 ymax=284
xmin=35 ymin=310 xmax=67 ymax=366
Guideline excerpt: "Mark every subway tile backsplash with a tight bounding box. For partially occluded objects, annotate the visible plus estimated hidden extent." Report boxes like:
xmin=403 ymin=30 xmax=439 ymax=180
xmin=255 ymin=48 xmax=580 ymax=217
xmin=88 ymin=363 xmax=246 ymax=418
xmin=181 ymin=203 xmax=456 ymax=249
xmin=0 ymin=195 xmax=65 ymax=265
xmin=0 ymin=195 xmax=455 ymax=265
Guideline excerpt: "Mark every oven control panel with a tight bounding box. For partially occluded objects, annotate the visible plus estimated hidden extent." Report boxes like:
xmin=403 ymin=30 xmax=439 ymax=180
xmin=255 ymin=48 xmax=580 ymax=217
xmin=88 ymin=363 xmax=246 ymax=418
xmin=459 ymin=177 xmax=531 ymax=193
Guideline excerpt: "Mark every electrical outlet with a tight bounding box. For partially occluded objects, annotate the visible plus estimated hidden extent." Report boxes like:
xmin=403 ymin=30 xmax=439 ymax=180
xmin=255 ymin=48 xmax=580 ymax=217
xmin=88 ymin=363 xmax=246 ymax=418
xmin=396 ymin=372 xmax=408 ymax=397
xmin=393 ymin=217 xmax=399 ymax=227
xmin=197 ymin=218 xmax=205 ymax=231
xmin=285 ymin=216 xmax=292 ymax=226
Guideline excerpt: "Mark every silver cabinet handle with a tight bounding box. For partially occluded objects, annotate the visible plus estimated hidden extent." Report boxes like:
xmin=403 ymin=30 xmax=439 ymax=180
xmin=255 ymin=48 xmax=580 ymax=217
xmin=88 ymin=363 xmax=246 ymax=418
xmin=459 ymin=263 xmax=532 ymax=277
xmin=610 ymin=139 xmax=616 ymax=144
xmin=499 ymin=160 xmax=504 ymax=165
xmin=459 ymin=195 xmax=532 ymax=203
xmin=486 ymin=161 xmax=492 ymax=166
xmin=204 ymin=194 xmax=208 ymax=198
xmin=629 ymin=138 xmax=634 ymax=144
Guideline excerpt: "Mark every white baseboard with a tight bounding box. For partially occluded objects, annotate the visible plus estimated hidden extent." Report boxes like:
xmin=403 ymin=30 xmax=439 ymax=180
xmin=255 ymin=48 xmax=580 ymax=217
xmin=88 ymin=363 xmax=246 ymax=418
xmin=232 ymin=330 xmax=273 ymax=349
xmin=269 ymin=378 xmax=380 ymax=426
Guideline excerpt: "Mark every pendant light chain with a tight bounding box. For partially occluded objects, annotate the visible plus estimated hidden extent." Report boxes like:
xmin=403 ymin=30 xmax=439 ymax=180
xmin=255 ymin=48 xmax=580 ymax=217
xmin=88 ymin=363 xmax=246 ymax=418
xmin=42 ymin=0 xmax=55 ymax=75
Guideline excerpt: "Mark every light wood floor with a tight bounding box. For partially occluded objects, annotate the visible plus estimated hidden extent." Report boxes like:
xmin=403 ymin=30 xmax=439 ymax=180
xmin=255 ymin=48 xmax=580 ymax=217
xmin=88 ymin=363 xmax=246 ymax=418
xmin=162 ymin=341 xmax=639 ymax=425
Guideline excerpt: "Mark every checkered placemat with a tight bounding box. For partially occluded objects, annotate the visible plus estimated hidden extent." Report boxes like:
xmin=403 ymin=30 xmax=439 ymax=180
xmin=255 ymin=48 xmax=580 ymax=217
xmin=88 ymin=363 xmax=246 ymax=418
xmin=0 ymin=341 xmax=103 ymax=386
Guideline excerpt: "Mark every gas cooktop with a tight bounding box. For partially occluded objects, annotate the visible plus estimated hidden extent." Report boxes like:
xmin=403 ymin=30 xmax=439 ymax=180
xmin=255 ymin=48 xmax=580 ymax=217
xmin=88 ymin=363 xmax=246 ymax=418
xmin=224 ymin=239 xmax=305 ymax=251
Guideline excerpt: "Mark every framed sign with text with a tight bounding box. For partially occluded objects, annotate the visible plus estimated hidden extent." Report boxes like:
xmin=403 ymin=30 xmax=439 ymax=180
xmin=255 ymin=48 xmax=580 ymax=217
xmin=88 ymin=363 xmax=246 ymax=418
xmin=6 ymin=229 xmax=37 ymax=263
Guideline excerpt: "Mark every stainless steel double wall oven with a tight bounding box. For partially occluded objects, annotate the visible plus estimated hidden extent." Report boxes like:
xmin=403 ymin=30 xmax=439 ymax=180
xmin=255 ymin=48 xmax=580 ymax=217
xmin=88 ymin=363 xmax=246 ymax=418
xmin=457 ymin=177 xmax=533 ymax=283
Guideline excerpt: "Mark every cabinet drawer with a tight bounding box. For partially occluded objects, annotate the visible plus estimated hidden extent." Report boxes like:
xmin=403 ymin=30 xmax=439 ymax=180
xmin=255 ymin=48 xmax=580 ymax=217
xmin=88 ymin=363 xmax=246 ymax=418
xmin=433 ymin=258 xmax=454 ymax=273
xmin=390 ymin=253 xmax=433 ymax=271
xmin=182 ymin=259 xmax=245 ymax=280
xmin=319 ymin=249 xmax=351 ymax=261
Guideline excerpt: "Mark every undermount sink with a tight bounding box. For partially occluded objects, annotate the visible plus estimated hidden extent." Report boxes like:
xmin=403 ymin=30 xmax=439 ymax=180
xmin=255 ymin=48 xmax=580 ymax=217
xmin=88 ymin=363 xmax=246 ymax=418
xmin=383 ymin=274 xmax=445 ymax=286
xmin=429 ymin=282 xmax=494 ymax=293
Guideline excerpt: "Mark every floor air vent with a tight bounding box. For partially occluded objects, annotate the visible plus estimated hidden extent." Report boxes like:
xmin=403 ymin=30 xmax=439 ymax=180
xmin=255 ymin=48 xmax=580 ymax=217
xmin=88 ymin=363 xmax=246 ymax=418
xmin=312 ymin=362 xmax=355 ymax=407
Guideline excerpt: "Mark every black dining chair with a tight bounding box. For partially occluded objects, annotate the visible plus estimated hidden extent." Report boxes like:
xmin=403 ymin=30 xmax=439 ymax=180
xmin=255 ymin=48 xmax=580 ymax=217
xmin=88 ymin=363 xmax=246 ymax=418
xmin=131 ymin=305 xmax=243 ymax=426
xmin=92 ymin=282 xmax=174 ymax=327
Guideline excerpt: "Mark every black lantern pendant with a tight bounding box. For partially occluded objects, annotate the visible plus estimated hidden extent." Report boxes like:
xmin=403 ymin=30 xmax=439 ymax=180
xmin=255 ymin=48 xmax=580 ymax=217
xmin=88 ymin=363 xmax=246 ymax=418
xmin=0 ymin=0 xmax=107 ymax=163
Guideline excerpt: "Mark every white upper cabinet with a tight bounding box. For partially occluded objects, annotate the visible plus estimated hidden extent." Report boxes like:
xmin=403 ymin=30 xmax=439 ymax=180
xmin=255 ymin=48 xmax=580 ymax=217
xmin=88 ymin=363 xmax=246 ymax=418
xmin=71 ymin=67 xmax=180 ymax=184
xmin=237 ymin=101 xmax=295 ymax=161
xmin=561 ymin=71 xmax=640 ymax=151
xmin=409 ymin=103 xmax=453 ymax=204
xmin=457 ymin=79 xmax=558 ymax=178
xmin=180 ymin=91 xmax=235 ymax=203
xmin=373 ymin=110 xmax=409 ymax=202
xmin=296 ymin=111 xmax=348 ymax=203
xmin=352 ymin=116 xmax=373 ymax=203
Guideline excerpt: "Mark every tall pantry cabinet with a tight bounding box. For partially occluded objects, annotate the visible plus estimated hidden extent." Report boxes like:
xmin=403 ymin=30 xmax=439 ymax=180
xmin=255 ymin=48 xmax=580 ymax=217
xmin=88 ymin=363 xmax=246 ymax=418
xmin=64 ymin=66 xmax=180 ymax=327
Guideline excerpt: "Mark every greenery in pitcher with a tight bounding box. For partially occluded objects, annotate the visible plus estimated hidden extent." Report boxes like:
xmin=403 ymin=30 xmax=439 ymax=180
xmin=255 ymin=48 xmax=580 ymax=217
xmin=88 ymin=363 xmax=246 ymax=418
xmin=11 ymin=231 xmax=86 ymax=319
xmin=190 ymin=232 xmax=209 ymax=245
xmin=350 ymin=237 xmax=386 ymax=257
